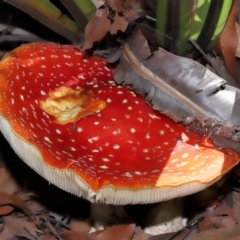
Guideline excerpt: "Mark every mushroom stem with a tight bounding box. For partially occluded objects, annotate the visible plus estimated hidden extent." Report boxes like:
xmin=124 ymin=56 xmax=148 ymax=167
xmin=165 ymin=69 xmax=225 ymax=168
xmin=90 ymin=203 xmax=131 ymax=227
xmin=90 ymin=199 xmax=187 ymax=235
xmin=144 ymin=198 xmax=187 ymax=235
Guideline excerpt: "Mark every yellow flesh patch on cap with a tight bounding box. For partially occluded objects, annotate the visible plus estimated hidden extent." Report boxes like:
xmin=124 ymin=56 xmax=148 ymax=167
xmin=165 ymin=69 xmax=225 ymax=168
xmin=40 ymin=86 xmax=106 ymax=124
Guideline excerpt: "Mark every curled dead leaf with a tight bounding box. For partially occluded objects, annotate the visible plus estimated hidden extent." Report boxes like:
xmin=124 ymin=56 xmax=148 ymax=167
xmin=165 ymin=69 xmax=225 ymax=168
xmin=235 ymin=22 xmax=240 ymax=58
xmin=215 ymin=0 xmax=239 ymax=82
xmin=82 ymin=8 xmax=111 ymax=50
xmin=0 ymin=205 xmax=13 ymax=216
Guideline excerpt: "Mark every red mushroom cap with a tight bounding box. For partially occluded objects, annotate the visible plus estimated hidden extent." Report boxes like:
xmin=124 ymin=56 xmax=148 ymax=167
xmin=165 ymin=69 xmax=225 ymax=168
xmin=0 ymin=43 xmax=239 ymax=204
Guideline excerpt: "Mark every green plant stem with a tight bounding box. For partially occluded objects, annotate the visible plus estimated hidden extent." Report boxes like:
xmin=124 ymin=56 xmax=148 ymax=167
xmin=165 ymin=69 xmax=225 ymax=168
xmin=4 ymin=0 xmax=84 ymax=43
xmin=74 ymin=0 xmax=96 ymax=20
xmin=60 ymin=0 xmax=96 ymax=31
xmin=156 ymin=0 xmax=192 ymax=56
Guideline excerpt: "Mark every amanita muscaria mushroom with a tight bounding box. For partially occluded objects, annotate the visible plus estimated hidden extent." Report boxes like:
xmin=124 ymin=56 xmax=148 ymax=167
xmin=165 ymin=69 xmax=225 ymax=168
xmin=0 ymin=42 xmax=239 ymax=205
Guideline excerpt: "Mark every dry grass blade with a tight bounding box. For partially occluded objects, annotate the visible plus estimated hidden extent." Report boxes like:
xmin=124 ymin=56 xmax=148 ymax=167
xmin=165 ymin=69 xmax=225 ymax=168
xmin=43 ymin=217 xmax=62 ymax=240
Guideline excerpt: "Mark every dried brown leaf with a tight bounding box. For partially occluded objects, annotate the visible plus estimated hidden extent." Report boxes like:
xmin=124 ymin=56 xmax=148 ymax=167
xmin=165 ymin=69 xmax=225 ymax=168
xmin=93 ymin=224 xmax=135 ymax=240
xmin=233 ymin=201 xmax=240 ymax=222
xmin=60 ymin=230 xmax=93 ymax=240
xmin=235 ymin=22 xmax=240 ymax=58
xmin=210 ymin=215 xmax=236 ymax=229
xmin=0 ymin=205 xmax=14 ymax=216
xmin=107 ymin=0 xmax=128 ymax=34
xmin=109 ymin=13 xmax=128 ymax=34
xmin=83 ymin=0 xmax=142 ymax=49
xmin=92 ymin=0 xmax=105 ymax=8
xmin=198 ymin=217 xmax=217 ymax=232
xmin=190 ymin=222 xmax=240 ymax=240
xmin=122 ymin=0 xmax=144 ymax=21
xmin=172 ymin=229 xmax=193 ymax=240
xmin=0 ymin=192 xmax=32 ymax=216
xmin=204 ymin=201 xmax=237 ymax=229
xmin=207 ymin=201 xmax=236 ymax=220
xmin=215 ymin=0 xmax=239 ymax=82
xmin=206 ymin=54 xmax=239 ymax=87
xmin=82 ymin=9 xmax=111 ymax=50
xmin=42 ymin=235 xmax=58 ymax=240
xmin=132 ymin=226 xmax=147 ymax=240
